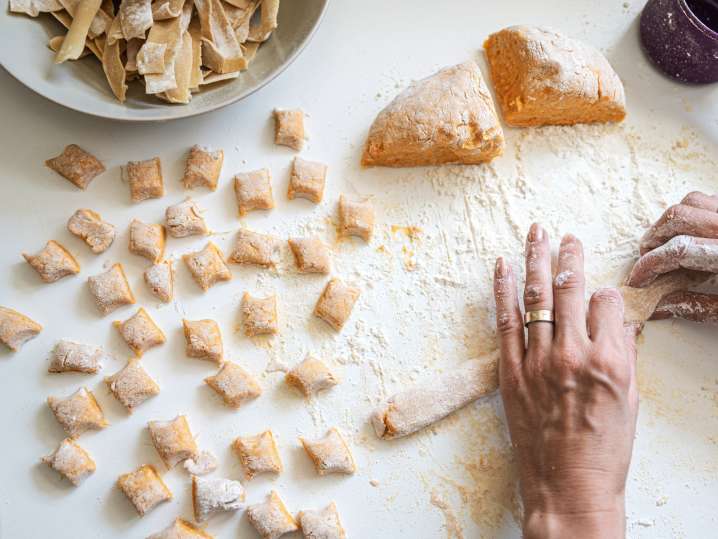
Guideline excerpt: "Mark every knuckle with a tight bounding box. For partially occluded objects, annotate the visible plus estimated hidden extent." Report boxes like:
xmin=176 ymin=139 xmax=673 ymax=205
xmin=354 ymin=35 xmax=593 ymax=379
xmin=496 ymin=311 xmax=521 ymax=334
xmin=554 ymin=270 xmax=584 ymax=290
xmin=524 ymin=283 xmax=550 ymax=306
xmin=664 ymin=203 xmax=688 ymax=223
xmin=681 ymin=191 xmax=705 ymax=206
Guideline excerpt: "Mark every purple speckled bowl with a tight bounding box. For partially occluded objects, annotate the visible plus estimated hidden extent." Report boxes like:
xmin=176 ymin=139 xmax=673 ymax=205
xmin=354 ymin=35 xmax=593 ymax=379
xmin=640 ymin=0 xmax=718 ymax=83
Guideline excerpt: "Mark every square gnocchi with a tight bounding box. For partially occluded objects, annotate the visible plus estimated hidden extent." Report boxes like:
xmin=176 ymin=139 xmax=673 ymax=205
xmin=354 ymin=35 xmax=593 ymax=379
xmin=23 ymin=240 xmax=80 ymax=283
xmin=147 ymin=518 xmax=213 ymax=539
xmin=48 ymin=340 xmax=110 ymax=374
xmin=144 ymin=260 xmax=174 ymax=303
xmin=87 ymin=263 xmax=136 ymax=316
xmin=129 ymin=219 xmax=166 ymax=263
xmin=165 ymin=198 xmax=208 ymax=238
xmin=205 ymin=362 xmax=262 ymax=408
xmin=247 ymin=491 xmax=298 ymax=539
xmin=288 ymin=238 xmax=331 ymax=274
xmin=233 ymin=169 xmax=274 ymax=215
xmin=273 ymin=109 xmax=305 ymax=151
xmin=45 ymin=144 xmax=105 ymax=190
xmin=67 ymin=209 xmax=115 ymax=254
xmin=48 ymin=387 xmax=109 ymax=438
xmin=105 ymin=359 xmax=160 ymax=412
xmin=232 ymin=430 xmax=282 ymax=479
xmin=229 ymin=229 xmax=280 ymax=268
xmin=0 ymin=306 xmax=42 ymax=351
xmin=148 ymin=415 xmax=199 ymax=468
xmin=288 ymin=157 xmax=327 ymax=204
xmin=183 ymin=319 xmax=223 ymax=363
xmin=183 ymin=145 xmax=224 ymax=191
xmin=297 ymin=503 xmax=346 ymax=539
xmin=338 ymin=195 xmax=375 ymax=241
xmin=126 ymin=157 xmax=164 ymax=203
xmin=192 ymin=475 xmax=245 ymax=522
xmin=42 ymin=438 xmax=96 ymax=486
xmin=114 ymin=308 xmax=166 ymax=357
xmin=285 ymin=356 xmax=339 ymax=397
xmin=183 ymin=242 xmax=232 ymax=291
xmin=241 ymin=293 xmax=278 ymax=336
xmin=314 ymin=278 xmax=360 ymax=331
xmin=117 ymin=464 xmax=172 ymax=516
xmin=300 ymin=428 xmax=355 ymax=476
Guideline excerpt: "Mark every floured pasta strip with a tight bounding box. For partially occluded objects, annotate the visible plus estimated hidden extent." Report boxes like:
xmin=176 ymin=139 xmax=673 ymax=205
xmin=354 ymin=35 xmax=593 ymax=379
xmin=188 ymin=17 xmax=203 ymax=90
xmin=300 ymin=428 xmax=355 ymax=476
xmin=183 ymin=145 xmax=223 ymax=190
xmin=247 ymin=491 xmax=298 ymax=539
xmin=183 ymin=449 xmax=218 ymax=476
xmin=48 ymin=340 xmax=110 ymax=374
xmin=166 ymin=198 xmax=208 ymax=237
xmin=137 ymin=42 xmax=167 ymax=74
xmin=314 ymin=278 xmax=360 ymax=331
xmin=10 ymin=0 xmax=62 ymax=17
xmin=297 ymin=503 xmax=346 ymax=539
xmin=234 ymin=168 xmax=274 ymax=215
xmin=47 ymin=12 xmax=103 ymax=60
xmin=118 ymin=0 xmax=153 ymax=40
xmin=288 ymin=158 xmax=327 ymax=204
xmin=48 ymin=387 xmax=109 ymax=438
xmin=144 ymin=260 xmax=175 ymax=302
xmin=247 ymin=0 xmax=279 ymax=42
xmin=117 ymin=464 xmax=172 ymax=516
xmin=229 ymin=229 xmax=280 ymax=268
xmin=48 ymin=35 xmax=92 ymax=58
xmin=125 ymin=38 xmax=142 ymax=71
xmin=23 ymin=240 xmax=80 ymax=283
xmin=87 ymin=263 xmax=136 ymax=315
xmin=151 ymin=0 xmax=182 ymax=19
xmin=242 ymin=293 xmax=278 ymax=336
xmin=273 ymin=109 xmax=305 ymax=151
xmin=183 ymin=242 xmax=232 ymax=291
xmin=225 ymin=0 xmax=260 ymax=42
xmin=205 ymin=361 xmax=261 ymax=408
xmin=55 ymin=0 xmax=103 ymax=62
xmin=289 ymin=238 xmax=331 ymax=274
xmin=148 ymin=415 xmax=199 ymax=468
xmin=338 ymin=195 xmax=375 ymax=242
xmin=125 ymin=156 xmax=164 ymax=202
xmin=183 ymin=318 xmax=223 ymax=363
xmin=233 ymin=430 xmax=282 ymax=479
xmin=199 ymin=70 xmax=239 ymax=86
xmin=141 ymin=9 xmax=186 ymax=94
xmin=285 ymin=356 xmax=339 ymax=397
xmin=163 ymin=29 xmax=193 ymax=104
xmin=67 ymin=209 xmax=115 ymax=254
xmin=105 ymin=359 xmax=160 ymax=411
xmin=0 ymin=307 xmax=42 ymax=351
xmin=148 ymin=518 xmax=213 ymax=539
xmin=195 ymin=0 xmax=246 ymax=73
xmin=129 ymin=219 xmax=166 ymax=262
xmin=192 ymin=475 xmax=245 ymax=522
xmin=42 ymin=438 xmax=96 ymax=486
xmin=114 ymin=307 xmax=166 ymax=356
xmin=56 ymin=0 xmax=111 ymax=39
xmin=45 ymin=144 xmax=105 ymax=190
xmin=102 ymin=16 xmax=128 ymax=102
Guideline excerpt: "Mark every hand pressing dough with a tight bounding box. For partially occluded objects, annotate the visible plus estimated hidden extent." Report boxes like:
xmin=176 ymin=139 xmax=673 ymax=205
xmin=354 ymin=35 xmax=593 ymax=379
xmin=23 ymin=240 xmax=80 ymax=283
xmin=67 ymin=209 xmax=115 ymax=254
xmin=361 ymin=61 xmax=504 ymax=167
xmin=42 ymin=438 xmax=96 ymax=486
xmin=483 ymin=26 xmax=626 ymax=127
xmin=0 ymin=306 xmax=42 ymax=351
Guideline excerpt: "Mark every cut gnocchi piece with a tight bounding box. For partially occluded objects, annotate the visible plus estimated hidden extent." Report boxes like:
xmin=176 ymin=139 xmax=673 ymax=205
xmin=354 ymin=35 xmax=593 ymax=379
xmin=126 ymin=157 xmax=164 ymax=203
xmin=48 ymin=340 xmax=110 ymax=374
xmin=183 ymin=145 xmax=224 ymax=190
xmin=228 ymin=229 xmax=280 ymax=268
xmin=0 ymin=306 xmax=42 ymax=351
xmin=45 ymin=144 xmax=105 ymax=190
xmin=67 ymin=209 xmax=116 ymax=254
xmin=117 ymin=464 xmax=172 ymax=516
xmin=148 ymin=415 xmax=199 ymax=468
xmin=285 ymin=356 xmax=339 ymax=397
xmin=232 ymin=430 xmax=282 ymax=479
xmin=313 ymin=279 xmax=360 ymax=331
xmin=183 ymin=319 xmax=223 ymax=363
xmin=183 ymin=450 xmax=218 ymax=476
xmin=23 ymin=240 xmax=80 ymax=283
xmin=183 ymin=242 xmax=232 ymax=291
xmin=144 ymin=260 xmax=175 ymax=303
xmin=247 ymin=491 xmax=298 ymax=539
xmin=47 ymin=387 xmax=109 ymax=438
xmin=192 ymin=475 xmax=245 ymax=522
xmin=114 ymin=308 xmax=166 ymax=356
xmin=165 ymin=198 xmax=208 ymax=238
xmin=338 ymin=195 xmax=375 ymax=242
xmin=129 ymin=219 xmax=166 ymax=263
xmin=288 ymin=157 xmax=327 ymax=204
xmin=241 ymin=293 xmax=278 ymax=336
xmin=288 ymin=238 xmax=331 ymax=274
xmin=300 ymin=428 xmax=355 ymax=476
xmin=42 ymin=438 xmax=96 ymax=486
xmin=273 ymin=109 xmax=304 ymax=151
xmin=233 ymin=168 xmax=274 ymax=215
xmin=297 ymin=503 xmax=346 ymax=539
xmin=87 ymin=263 xmax=136 ymax=316
xmin=148 ymin=518 xmax=213 ymax=539
xmin=105 ymin=359 xmax=160 ymax=411
xmin=205 ymin=361 xmax=261 ymax=408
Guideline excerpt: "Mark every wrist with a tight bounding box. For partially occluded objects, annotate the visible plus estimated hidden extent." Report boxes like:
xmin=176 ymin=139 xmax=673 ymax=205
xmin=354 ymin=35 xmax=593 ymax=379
xmin=523 ymin=502 xmax=625 ymax=539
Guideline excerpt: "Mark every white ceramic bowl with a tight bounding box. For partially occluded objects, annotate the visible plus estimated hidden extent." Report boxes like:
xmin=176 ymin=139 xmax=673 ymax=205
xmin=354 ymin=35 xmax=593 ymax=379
xmin=0 ymin=0 xmax=329 ymax=121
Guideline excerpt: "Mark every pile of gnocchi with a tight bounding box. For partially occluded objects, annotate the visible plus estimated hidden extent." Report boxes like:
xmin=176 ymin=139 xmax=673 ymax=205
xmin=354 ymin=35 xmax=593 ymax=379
xmin=1 ymin=109 xmax=373 ymax=539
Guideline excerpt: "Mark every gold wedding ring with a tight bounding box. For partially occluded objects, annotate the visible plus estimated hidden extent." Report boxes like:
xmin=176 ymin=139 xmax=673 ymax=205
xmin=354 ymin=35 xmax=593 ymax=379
xmin=524 ymin=309 xmax=555 ymax=327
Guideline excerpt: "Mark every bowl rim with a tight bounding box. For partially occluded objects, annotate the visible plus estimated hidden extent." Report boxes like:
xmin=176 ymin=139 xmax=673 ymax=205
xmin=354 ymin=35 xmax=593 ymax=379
xmin=0 ymin=0 xmax=330 ymax=123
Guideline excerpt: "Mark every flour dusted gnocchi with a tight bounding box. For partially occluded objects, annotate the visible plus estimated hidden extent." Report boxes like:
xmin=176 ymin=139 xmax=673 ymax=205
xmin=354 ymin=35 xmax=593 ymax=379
xmin=313 ymin=279 xmax=360 ymax=331
xmin=288 ymin=238 xmax=331 ymax=274
xmin=183 ymin=145 xmax=224 ymax=191
xmin=192 ymin=475 xmax=245 ymax=522
xmin=144 ymin=260 xmax=174 ymax=302
xmin=87 ymin=263 xmax=136 ymax=316
xmin=126 ymin=157 xmax=164 ymax=203
xmin=233 ymin=168 xmax=274 ymax=215
xmin=183 ymin=319 xmax=223 ymax=363
xmin=300 ymin=428 xmax=355 ymax=476
xmin=166 ymin=198 xmax=208 ymax=238
xmin=232 ymin=430 xmax=282 ymax=479
xmin=23 ymin=240 xmax=80 ymax=283
xmin=183 ymin=242 xmax=232 ymax=291
xmin=338 ymin=195 xmax=374 ymax=241
xmin=105 ymin=359 xmax=160 ymax=411
xmin=205 ymin=361 xmax=261 ymax=408
xmin=42 ymin=438 xmax=96 ymax=486
xmin=241 ymin=293 xmax=278 ymax=336
xmin=148 ymin=518 xmax=213 ymax=539
xmin=247 ymin=491 xmax=298 ymax=539
xmin=114 ymin=308 xmax=166 ymax=356
xmin=0 ymin=306 xmax=42 ymax=351
xmin=117 ymin=464 xmax=172 ymax=516
xmin=129 ymin=219 xmax=166 ymax=262
xmin=48 ymin=340 xmax=110 ymax=374
xmin=273 ymin=109 xmax=304 ymax=151
xmin=288 ymin=157 xmax=327 ymax=204
xmin=48 ymin=387 xmax=109 ymax=438
xmin=285 ymin=356 xmax=339 ymax=397
xmin=183 ymin=450 xmax=218 ymax=476
xmin=297 ymin=503 xmax=346 ymax=539
xmin=228 ymin=229 xmax=280 ymax=268
xmin=45 ymin=144 xmax=105 ymax=190
xmin=67 ymin=209 xmax=115 ymax=254
xmin=148 ymin=415 xmax=199 ymax=468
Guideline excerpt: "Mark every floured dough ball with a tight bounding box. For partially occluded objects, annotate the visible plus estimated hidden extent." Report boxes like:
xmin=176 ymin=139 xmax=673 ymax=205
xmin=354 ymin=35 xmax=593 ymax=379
xmin=300 ymin=428 xmax=355 ymax=476
xmin=192 ymin=475 xmax=245 ymax=522
xmin=23 ymin=240 xmax=80 ymax=283
xmin=67 ymin=209 xmax=115 ymax=254
xmin=47 ymin=387 xmax=109 ymax=438
xmin=183 ymin=145 xmax=224 ymax=191
xmin=48 ymin=340 xmax=110 ymax=374
xmin=87 ymin=263 xmax=136 ymax=316
xmin=362 ymin=61 xmax=504 ymax=167
xmin=233 ymin=169 xmax=274 ymax=215
xmin=288 ymin=157 xmax=327 ymax=203
xmin=148 ymin=415 xmax=199 ymax=468
xmin=147 ymin=518 xmax=213 ymax=539
xmin=273 ymin=109 xmax=305 ymax=151
xmin=313 ymin=278 xmax=360 ymax=331
xmin=288 ymin=238 xmax=331 ymax=274
xmin=114 ymin=307 xmax=166 ymax=357
xmin=105 ymin=359 xmax=160 ymax=412
xmin=338 ymin=195 xmax=374 ymax=242
xmin=297 ymin=503 xmax=346 ymax=539
xmin=246 ymin=491 xmax=298 ymax=539
xmin=144 ymin=260 xmax=174 ymax=303
xmin=229 ymin=229 xmax=280 ymax=268
xmin=484 ymin=26 xmax=626 ymax=127
xmin=241 ymin=293 xmax=278 ymax=336
xmin=42 ymin=438 xmax=96 ymax=486
xmin=165 ymin=198 xmax=208 ymax=238
xmin=126 ymin=157 xmax=164 ymax=203
xmin=0 ymin=306 xmax=42 ymax=351
xmin=117 ymin=464 xmax=172 ymax=516
xmin=45 ymin=144 xmax=105 ymax=190
xmin=183 ymin=318 xmax=223 ymax=363
xmin=129 ymin=219 xmax=166 ymax=262
xmin=285 ymin=356 xmax=339 ymax=397
xmin=205 ymin=361 xmax=261 ymax=408
xmin=183 ymin=242 xmax=232 ymax=291
xmin=233 ymin=430 xmax=283 ymax=479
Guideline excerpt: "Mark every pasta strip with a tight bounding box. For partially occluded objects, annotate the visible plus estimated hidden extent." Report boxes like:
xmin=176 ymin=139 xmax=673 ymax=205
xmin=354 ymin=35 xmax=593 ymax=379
xmin=163 ymin=30 xmax=193 ymax=103
xmin=247 ymin=0 xmax=278 ymax=43
xmin=102 ymin=17 xmax=128 ymax=102
xmin=151 ymin=0 xmax=183 ymax=19
xmin=119 ymin=0 xmax=153 ymax=40
xmin=10 ymin=0 xmax=62 ymax=16
xmin=55 ymin=0 xmax=104 ymax=63
xmin=56 ymin=0 xmax=109 ymax=41
xmin=195 ymin=0 xmax=246 ymax=73
xmin=50 ymin=10 xmax=103 ymax=59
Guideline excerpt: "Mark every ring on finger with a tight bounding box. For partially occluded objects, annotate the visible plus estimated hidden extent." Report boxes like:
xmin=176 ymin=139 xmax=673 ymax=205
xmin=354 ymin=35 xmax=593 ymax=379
xmin=524 ymin=309 xmax=555 ymax=327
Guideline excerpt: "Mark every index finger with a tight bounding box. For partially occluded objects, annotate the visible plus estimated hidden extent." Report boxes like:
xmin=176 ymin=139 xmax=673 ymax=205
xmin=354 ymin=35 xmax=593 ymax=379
xmin=494 ymin=257 xmax=525 ymax=376
xmin=639 ymin=203 xmax=718 ymax=255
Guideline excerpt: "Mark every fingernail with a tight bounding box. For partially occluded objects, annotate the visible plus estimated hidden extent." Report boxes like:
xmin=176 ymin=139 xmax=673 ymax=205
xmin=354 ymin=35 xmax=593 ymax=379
xmin=528 ymin=223 xmax=544 ymax=242
xmin=561 ymin=233 xmax=577 ymax=246
xmin=495 ymin=257 xmax=507 ymax=278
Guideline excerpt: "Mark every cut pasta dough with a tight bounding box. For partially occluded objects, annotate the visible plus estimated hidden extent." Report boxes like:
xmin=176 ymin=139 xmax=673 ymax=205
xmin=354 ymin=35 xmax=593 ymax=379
xmin=0 ymin=306 xmax=42 ymax=351
xmin=233 ymin=168 xmax=274 ymax=215
xmin=67 ymin=209 xmax=115 ymax=254
xmin=117 ymin=464 xmax=172 ymax=516
xmin=229 ymin=229 xmax=280 ymax=268
xmin=45 ymin=145 xmax=105 ymax=190
xmin=42 ymin=438 xmax=96 ymax=486
xmin=273 ymin=109 xmax=304 ymax=151
xmin=148 ymin=415 xmax=199 ymax=468
xmin=183 ymin=319 xmax=223 ymax=363
xmin=205 ymin=361 xmax=261 ymax=408
xmin=297 ymin=503 xmax=346 ymax=539
xmin=48 ymin=340 xmax=110 ymax=374
xmin=288 ymin=238 xmax=331 ymax=274
xmin=114 ymin=307 xmax=166 ymax=356
xmin=129 ymin=219 xmax=166 ymax=263
xmin=313 ymin=279 xmax=360 ymax=331
xmin=87 ymin=263 xmax=136 ymax=316
xmin=285 ymin=356 xmax=339 ymax=397
xmin=183 ymin=450 xmax=218 ymax=476
xmin=183 ymin=242 xmax=232 ymax=291
xmin=144 ymin=260 xmax=175 ymax=302
xmin=338 ymin=195 xmax=374 ymax=242
xmin=147 ymin=518 xmax=213 ymax=539
xmin=300 ymin=428 xmax=355 ymax=476
xmin=241 ymin=293 xmax=278 ymax=336
xmin=105 ymin=359 xmax=160 ymax=411
xmin=183 ymin=145 xmax=224 ymax=190
xmin=23 ymin=240 xmax=80 ymax=283
xmin=166 ymin=198 xmax=208 ymax=238
xmin=126 ymin=157 xmax=164 ymax=202
xmin=232 ymin=430 xmax=282 ymax=479
xmin=192 ymin=475 xmax=245 ymax=522
xmin=288 ymin=157 xmax=327 ymax=204
xmin=48 ymin=387 xmax=109 ymax=438
xmin=246 ymin=491 xmax=298 ymax=539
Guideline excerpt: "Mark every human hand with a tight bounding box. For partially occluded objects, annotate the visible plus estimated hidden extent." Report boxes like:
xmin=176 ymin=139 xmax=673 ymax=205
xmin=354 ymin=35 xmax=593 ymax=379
xmin=493 ymin=224 xmax=638 ymax=539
